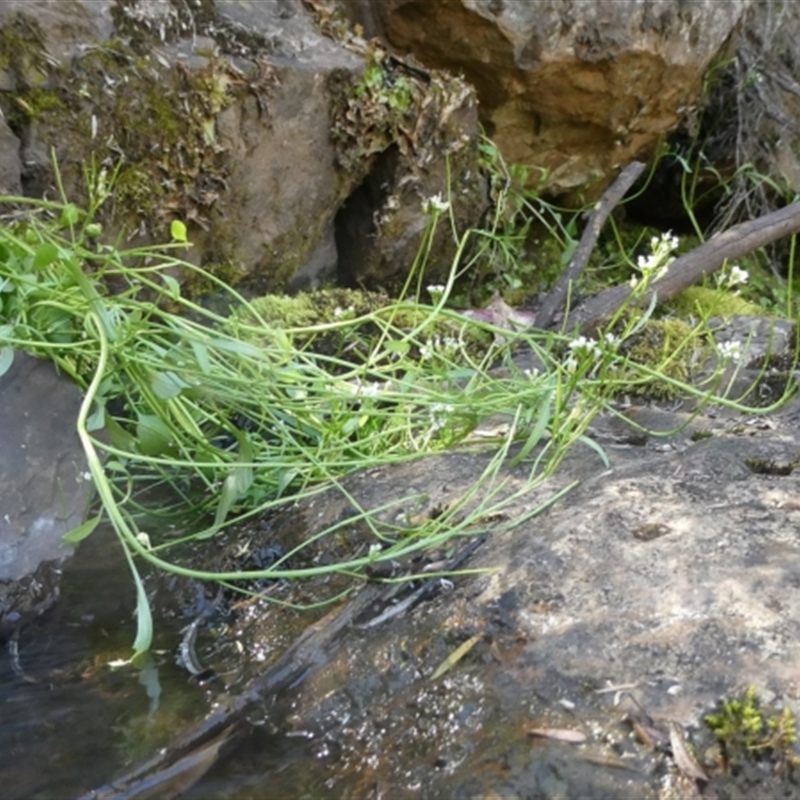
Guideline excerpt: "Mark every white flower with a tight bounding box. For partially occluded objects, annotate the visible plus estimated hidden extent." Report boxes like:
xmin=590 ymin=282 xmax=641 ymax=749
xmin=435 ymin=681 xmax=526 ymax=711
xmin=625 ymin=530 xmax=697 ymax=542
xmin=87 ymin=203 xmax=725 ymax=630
xmin=634 ymin=231 xmax=678 ymax=282
xmin=564 ymin=356 xmax=579 ymax=373
xmin=429 ymin=402 xmax=454 ymax=432
xmin=423 ymin=194 xmax=450 ymax=214
xmin=420 ymin=339 xmax=435 ymax=361
xmin=568 ymin=335 xmax=600 ymax=357
xmin=718 ymin=340 xmax=743 ymax=362
xmin=427 ymin=284 xmax=445 ymax=295
xmin=728 ymin=265 xmax=749 ymax=286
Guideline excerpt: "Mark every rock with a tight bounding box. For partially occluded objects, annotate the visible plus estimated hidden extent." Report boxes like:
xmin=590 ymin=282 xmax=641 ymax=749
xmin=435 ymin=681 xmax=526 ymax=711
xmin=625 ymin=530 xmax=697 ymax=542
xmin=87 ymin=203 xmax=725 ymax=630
xmin=345 ymin=0 xmax=753 ymax=198
xmin=0 ymin=351 xmax=95 ymax=641
xmin=204 ymin=404 xmax=800 ymax=796
xmin=0 ymin=0 xmax=487 ymax=293
xmin=0 ymin=116 xmax=21 ymax=195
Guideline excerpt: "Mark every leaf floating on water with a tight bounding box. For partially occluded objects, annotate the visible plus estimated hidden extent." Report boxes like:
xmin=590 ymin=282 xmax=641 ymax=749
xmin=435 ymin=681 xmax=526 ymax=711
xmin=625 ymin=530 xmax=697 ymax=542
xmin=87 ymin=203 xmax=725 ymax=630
xmin=430 ymin=632 xmax=483 ymax=680
xmin=526 ymin=727 xmax=587 ymax=744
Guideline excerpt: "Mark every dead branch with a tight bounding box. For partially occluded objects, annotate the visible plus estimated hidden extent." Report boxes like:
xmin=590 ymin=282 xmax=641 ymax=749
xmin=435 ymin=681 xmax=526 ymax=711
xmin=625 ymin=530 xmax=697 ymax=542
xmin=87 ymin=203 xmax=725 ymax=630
xmin=558 ymin=200 xmax=800 ymax=333
xmin=536 ymin=161 xmax=646 ymax=329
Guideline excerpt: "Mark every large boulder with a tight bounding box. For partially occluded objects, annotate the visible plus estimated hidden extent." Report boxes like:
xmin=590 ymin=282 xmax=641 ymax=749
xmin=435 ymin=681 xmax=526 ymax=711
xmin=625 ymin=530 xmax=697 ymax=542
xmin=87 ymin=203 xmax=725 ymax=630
xmin=0 ymin=0 xmax=486 ymax=293
xmin=344 ymin=0 xmax=753 ymax=198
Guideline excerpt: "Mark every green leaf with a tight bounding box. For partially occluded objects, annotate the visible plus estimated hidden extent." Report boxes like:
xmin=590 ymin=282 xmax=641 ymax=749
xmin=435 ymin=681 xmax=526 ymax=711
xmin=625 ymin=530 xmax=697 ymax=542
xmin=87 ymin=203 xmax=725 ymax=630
xmin=105 ymin=415 xmax=137 ymax=452
xmin=130 ymin=558 xmax=153 ymax=657
xmin=0 ymin=346 xmax=13 ymax=377
xmin=162 ymin=273 xmax=181 ymax=298
xmin=190 ymin=340 xmax=211 ymax=374
xmin=63 ymin=513 xmax=102 ymax=544
xmin=384 ymin=340 xmax=410 ymax=356
xmin=170 ymin=219 xmax=188 ymax=243
xmin=86 ymin=401 xmax=106 ymax=432
xmin=32 ymin=241 xmax=60 ymax=271
xmin=276 ymin=468 xmax=298 ymax=496
xmin=577 ymin=434 xmax=610 ymax=468
xmin=211 ymin=473 xmax=239 ymax=532
xmin=510 ymin=388 xmax=553 ymax=467
xmin=60 ymin=203 xmax=81 ymax=227
xmin=210 ymin=431 xmax=254 ymax=531
xmin=209 ymin=338 xmax=265 ymax=358
xmin=151 ymin=370 xmax=189 ymax=400
xmin=135 ymin=414 xmax=175 ymax=456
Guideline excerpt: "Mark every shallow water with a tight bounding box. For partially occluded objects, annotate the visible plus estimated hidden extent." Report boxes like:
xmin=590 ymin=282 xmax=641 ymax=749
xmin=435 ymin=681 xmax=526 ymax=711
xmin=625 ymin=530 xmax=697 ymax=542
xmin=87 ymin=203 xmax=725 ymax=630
xmin=0 ymin=527 xmax=217 ymax=800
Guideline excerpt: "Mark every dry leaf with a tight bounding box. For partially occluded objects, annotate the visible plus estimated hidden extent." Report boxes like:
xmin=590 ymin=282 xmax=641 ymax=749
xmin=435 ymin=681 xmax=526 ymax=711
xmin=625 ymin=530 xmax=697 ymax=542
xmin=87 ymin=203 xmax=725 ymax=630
xmin=430 ymin=633 xmax=483 ymax=680
xmin=527 ymin=727 xmax=587 ymax=744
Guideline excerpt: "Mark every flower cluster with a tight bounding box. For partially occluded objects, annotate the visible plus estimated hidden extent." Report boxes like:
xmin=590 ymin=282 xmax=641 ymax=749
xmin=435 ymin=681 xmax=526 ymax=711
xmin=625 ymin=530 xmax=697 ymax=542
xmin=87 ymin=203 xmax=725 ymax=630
xmin=419 ymin=334 xmax=462 ymax=362
xmin=428 ymin=402 xmax=454 ymax=432
xmin=717 ymin=264 xmax=749 ymax=294
xmin=718 ymin=340 xmax=743 ymax=362
xmin=563 ymin=332 xmax=620 ymax=373
xmin=427 ymin=284 xmax=446 ymax=303
xmin=422 ymin=194 xmax=450 ymax=214
xmin=630 ymin=231 xmax=679 ymax=288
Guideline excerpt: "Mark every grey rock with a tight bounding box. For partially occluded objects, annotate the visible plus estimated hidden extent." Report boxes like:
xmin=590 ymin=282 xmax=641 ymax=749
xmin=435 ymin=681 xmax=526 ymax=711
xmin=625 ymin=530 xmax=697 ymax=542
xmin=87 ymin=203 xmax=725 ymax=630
xmin=0 ymin=352 xmax=90 ymax=582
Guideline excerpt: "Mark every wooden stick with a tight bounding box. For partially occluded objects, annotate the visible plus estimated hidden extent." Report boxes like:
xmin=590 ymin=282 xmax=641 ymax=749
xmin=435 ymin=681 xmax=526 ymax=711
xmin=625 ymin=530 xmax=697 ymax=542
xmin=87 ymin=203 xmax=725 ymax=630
xmin=536 ymin=161 xmax=646 ymax=329
xmin=560 ymin=200 xmax=800 ymax=333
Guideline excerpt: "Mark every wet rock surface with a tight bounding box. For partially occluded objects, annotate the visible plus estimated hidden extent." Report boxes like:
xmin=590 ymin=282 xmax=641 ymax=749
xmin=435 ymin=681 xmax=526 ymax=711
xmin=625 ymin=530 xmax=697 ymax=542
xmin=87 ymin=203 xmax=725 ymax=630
xmin=197 ymin=405 xmax=800 ymax=798
xmin=98 ymin=388 xmax=797 ymax=796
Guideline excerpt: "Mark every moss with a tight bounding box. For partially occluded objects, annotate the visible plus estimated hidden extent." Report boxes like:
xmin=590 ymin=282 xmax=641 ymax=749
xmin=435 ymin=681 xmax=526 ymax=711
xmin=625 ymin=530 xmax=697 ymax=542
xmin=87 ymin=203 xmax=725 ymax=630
xmin=0 ymin=11 xmax=50 ymax=85
xmin=615 ymin=317 xmax=699 ymax=400
xmin=228 ymin=289 xmax=492 ymax=367
xmin=705 ymin=687 xmax=799 ymax=770
xmin=669 ymin=286 xmax=763 ymax=317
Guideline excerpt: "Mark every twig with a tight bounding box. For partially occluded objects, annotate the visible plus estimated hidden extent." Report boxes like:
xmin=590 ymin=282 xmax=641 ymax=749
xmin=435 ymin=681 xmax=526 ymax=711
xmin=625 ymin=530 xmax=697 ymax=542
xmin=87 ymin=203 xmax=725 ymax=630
xmin=536 ymin=161 xmax=646 ymax=329
xmin=560 ymin=200 xmax=800 ymax=333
